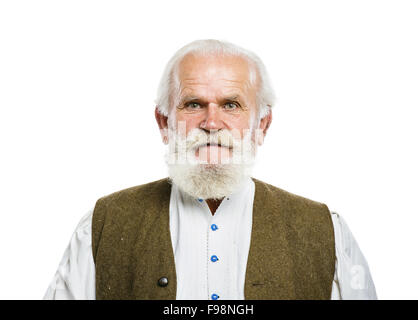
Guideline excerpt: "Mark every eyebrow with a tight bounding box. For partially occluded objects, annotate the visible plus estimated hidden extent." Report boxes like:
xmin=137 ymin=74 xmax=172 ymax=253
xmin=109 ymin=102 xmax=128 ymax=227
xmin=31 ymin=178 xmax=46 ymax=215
xmin=224 ymin=95 xmax=241 ymax=102
xmin=180 ymin=96 xmax=200 ymax=104
xmin=179 ymin=95 xmax=245 ymax=104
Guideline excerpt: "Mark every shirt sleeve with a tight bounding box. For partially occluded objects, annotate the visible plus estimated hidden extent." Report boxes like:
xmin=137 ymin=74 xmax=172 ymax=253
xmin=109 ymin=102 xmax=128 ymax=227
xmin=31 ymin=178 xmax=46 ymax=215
xmin=329 ymin=211 xmax=377 ymax=300
xmin=43 ymin=208 xmax=96 ymax=300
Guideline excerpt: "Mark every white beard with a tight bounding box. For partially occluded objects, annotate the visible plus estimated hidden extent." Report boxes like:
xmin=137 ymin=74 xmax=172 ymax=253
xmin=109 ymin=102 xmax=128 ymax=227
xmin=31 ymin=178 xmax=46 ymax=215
xmin=165 ymin=127 xmax=257 ymax=200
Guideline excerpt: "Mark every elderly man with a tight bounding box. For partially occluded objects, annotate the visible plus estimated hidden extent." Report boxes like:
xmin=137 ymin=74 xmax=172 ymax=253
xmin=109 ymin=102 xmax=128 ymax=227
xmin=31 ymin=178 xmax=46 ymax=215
xmin=44 ymin=39 xmax=377 ymax=300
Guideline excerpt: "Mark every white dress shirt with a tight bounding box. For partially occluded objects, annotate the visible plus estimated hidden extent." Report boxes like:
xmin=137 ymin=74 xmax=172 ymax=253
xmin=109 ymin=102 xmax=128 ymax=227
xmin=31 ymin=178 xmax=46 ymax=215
xmin=43 ymin=178 xmax=377 ymax=300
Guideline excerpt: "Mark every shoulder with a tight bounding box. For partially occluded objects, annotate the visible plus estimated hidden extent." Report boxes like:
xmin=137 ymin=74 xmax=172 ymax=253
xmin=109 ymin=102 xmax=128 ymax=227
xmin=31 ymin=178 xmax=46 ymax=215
xmin=95 ymin=177 xmax=171 ymax=208
xmin=91 ymin=177 xmax=172 ymax=231
xmin=252 ymin=178 xmax=327 ymax=206
xmin=252 ymin=178 xmax=331 ymax=219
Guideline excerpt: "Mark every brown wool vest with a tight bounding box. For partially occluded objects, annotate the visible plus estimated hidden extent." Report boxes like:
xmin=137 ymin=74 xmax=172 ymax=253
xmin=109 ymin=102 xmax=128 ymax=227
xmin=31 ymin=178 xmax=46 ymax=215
xmin=92 ymin=178 xmax=336 ymax=300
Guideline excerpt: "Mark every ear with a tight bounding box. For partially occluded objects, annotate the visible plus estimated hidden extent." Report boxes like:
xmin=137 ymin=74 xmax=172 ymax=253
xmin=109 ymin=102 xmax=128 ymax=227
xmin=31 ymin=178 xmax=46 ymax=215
xmin=256 ymin=109 xmax=272 ymax=145
xmin=155 ymin=107 xmax=169 ymax=144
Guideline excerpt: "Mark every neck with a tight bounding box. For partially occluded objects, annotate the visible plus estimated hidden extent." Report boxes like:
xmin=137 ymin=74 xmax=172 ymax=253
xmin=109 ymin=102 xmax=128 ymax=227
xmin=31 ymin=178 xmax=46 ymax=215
xmin=205 ymin=198 xmax=224 ymax=215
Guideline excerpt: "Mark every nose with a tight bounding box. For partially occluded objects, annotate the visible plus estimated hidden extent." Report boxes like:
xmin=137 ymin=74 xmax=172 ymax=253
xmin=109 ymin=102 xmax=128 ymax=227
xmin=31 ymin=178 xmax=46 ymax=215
xmin=200 ymin=103 xmax=225 ymax=133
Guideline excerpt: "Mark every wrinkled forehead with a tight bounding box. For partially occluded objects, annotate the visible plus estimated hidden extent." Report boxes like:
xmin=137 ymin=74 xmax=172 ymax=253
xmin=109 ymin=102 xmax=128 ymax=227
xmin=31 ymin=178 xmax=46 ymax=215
xmin=176 ymin=53 xmax=257 ymax=94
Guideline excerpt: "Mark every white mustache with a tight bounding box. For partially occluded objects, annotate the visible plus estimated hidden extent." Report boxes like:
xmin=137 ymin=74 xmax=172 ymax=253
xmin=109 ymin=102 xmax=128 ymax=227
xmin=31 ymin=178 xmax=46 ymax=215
xmin=185 ymin=129 xmax=238 ymax=150
xmin=165 ymin=126 xmax=257 ymax=166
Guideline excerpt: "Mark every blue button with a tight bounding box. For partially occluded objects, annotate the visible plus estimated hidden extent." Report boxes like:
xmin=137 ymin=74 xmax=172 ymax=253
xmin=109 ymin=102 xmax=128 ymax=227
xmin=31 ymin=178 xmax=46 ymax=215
xmin=210 ymin=255 xmax=219 ymax=262
xmin=211 ymin=224 xmax=218 ymax=231
xmin=211 ymin=293 xmax=219 ymax=300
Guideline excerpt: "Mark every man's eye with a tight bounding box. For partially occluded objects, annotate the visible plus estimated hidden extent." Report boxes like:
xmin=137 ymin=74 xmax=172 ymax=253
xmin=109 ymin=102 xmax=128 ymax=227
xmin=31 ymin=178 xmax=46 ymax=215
xmin=186 ymin=102 xmax=201 ymax=109
xmin=224 ymin=102 xmax=238 ymax=110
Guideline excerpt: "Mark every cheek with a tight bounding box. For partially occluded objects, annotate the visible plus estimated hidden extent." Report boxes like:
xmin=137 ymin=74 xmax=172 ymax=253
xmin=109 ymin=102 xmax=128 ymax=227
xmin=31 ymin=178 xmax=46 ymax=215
xmin=175 ymin=112 xmax=202 ymax=135
xmin=226 ymin=115 xmax=253 ymax=139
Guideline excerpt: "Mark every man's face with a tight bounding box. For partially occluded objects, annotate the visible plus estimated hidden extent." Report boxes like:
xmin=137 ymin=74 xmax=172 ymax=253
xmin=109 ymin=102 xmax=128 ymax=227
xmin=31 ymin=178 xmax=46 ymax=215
xmin=172 ymin=53 xmax=258 ymax=164
xmin=156 ymin=51 xmax=271 ymax=199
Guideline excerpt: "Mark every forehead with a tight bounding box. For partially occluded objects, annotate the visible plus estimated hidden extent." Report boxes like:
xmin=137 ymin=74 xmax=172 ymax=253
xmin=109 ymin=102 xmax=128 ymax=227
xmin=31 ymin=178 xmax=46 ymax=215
xmin=177 ymin=53 xmax=254 ymax=96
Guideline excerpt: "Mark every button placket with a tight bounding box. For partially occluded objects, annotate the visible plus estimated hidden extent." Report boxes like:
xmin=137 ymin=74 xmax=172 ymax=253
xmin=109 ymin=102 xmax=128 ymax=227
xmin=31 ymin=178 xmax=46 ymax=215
xmin=207 ymin=216 xmax=224 ymax=300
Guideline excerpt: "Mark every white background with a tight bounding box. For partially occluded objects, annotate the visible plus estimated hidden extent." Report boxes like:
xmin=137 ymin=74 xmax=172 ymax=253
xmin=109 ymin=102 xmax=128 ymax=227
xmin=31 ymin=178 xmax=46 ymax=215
xmin=0 ymin=0 xmax=417 ymax=299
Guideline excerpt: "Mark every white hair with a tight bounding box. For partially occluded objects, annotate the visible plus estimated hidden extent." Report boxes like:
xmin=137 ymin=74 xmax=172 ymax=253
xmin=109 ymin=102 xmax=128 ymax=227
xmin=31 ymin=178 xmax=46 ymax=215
xmin=155 ymin=39 xmax=276 ymax=121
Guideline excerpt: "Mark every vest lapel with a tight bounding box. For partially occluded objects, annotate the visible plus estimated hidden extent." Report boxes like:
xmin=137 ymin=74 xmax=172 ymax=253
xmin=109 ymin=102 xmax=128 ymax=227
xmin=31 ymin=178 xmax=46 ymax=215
xmin=244 ymin=179 xmax=297 ymax=299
